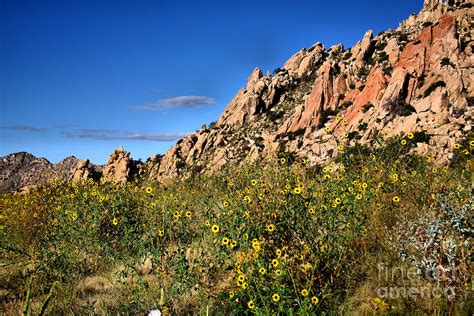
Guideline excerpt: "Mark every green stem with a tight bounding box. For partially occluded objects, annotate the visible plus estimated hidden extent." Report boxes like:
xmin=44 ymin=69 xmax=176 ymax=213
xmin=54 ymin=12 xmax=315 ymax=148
xmin=22 ymin=276 xmax=33 ymax=316
xmin=39 ymin=281 xmax=59 ymax=315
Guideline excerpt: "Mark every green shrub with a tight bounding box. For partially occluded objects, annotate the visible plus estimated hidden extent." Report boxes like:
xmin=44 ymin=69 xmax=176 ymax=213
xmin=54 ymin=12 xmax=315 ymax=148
xmin=440 ymin=57 xmax=454 ymax=67
xmin=357 ymin=67 xmax=369 ymax=78
xmin=412 ymin=131 xmax=431 ymax=144
xmin=400 ymin=103 xmax=417 ymax=116
xmin=1 ymin=137 xmax=472 ymax=315
xmin=339 ymin=100 xmax=353 ymax=110
xmin=362 ymin=103 xmax=374 ymax=113
xmin=317 ymin=108 xmax=338 ymax=128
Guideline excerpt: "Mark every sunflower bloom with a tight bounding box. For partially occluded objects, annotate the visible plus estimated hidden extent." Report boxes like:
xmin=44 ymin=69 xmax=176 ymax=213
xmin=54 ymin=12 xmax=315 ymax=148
xmin=267 ymin=224 xmax=275 ymax=232
xmin=271 ymin=259 xmax=279 ymax=268
xmin=221 ymin=237 xmax=229 ymax=245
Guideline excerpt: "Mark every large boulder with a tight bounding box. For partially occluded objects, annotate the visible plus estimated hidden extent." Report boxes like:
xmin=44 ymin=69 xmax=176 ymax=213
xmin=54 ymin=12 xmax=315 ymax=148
xmin=102 ymin=146 xmax=132 ymax=183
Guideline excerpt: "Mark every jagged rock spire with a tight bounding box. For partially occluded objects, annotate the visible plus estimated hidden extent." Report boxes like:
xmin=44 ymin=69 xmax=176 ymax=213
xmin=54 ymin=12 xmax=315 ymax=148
xmin=423 ymin=0 xmax=441 ymax=10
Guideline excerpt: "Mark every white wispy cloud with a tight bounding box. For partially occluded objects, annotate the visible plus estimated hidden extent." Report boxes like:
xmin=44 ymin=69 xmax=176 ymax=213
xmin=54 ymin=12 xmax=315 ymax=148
xmin=1 ymin=125 xmax=48 ymax=132
xmin=66 ymin=130 xmax=189 ymax=141
xmin=131 ymin=95 xmax=215 ymax=110
xmin=3 ymin=125 xmax=189 ymax=142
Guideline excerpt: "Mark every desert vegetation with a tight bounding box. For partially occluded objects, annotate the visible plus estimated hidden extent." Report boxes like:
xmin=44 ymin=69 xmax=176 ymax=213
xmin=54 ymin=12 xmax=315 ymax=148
xmin=1 ymin=136 xmax=472 ymax=315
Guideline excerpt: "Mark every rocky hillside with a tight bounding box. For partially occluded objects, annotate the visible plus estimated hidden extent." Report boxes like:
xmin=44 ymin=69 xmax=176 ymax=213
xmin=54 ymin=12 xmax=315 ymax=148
xmin=1 ymin=0 xmax=472 ymax=190
xmin=0 ymin=153 xmax=80 ymax=193
xmin=0 ymin=146 xmax=147 ymax=192
xmin=146 ymin=0 xmax=473 ymax=181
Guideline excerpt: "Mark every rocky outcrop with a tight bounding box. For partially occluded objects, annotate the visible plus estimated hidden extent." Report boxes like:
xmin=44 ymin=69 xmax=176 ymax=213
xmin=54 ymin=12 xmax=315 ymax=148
xmin=71 ymin=159 xmax=102 ymax=182
xmin=0 ymin=152 xmax=79 ymax=192
xmin=0 ymin=146 xmax=142 ymax=191
xmin=146 ymin=1 xmax=472 ymax=180
xmin=102 ymin=146 xmax=134 ymax=183
xmin=280 ymin=60 xmax=337 ymax=132
xmin=72 ymin=159 xmax=91 ymax=181
xmin=1 ymin=1 xmax=471 ymax=189
xmin=283 ymin=43 xmax=325 ymax=77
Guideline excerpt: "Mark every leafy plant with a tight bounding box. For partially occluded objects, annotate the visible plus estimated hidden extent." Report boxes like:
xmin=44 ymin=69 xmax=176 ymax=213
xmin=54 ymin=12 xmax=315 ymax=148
xmin=362 ymin=103 xmax=374 ymax=113
xmin=1 ymin=137 xmax=472 ymax=315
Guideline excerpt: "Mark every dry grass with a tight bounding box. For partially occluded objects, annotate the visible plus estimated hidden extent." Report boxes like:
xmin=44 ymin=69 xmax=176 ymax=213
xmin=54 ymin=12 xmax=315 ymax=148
xmin=1 ymin=136 xmax=472 ymax=314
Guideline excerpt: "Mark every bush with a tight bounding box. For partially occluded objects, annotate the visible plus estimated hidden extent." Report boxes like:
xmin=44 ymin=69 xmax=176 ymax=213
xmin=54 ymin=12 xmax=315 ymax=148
xmin=362 ymin=103 xmax=374 ymax=113
xmin=412 ymin=131 xmax=431 ymax=144
xmin=287 ymin=128 xmax=306 ymax=140
xmin=440 ymin=57 xmax=454 ymax=68
xmin=377 ymin=51 xmax=389 ymax=63
xmin=339 ymin=100 xmax=353 ymax=110
xmin=357 ymin=67 xmax=369 ymax=79
xmin=272 ymin=68 xmax=283 ymax=75
xmin=400 ymin=103 xmax=417 ymax=116
xmin=358 ymin=122 xmax=368 ymax=131
xmin=347 ymin=130 xmax=361 ymax=141
xmin=317 ymin=108 xmax=338 ymax=128
xmin=266 ymin=110 xmax=284 ymax=121
xmin=1 ymin=139 xmax=472 ymax=314
xmin=383 ymin=65 xmax=393 ymax=76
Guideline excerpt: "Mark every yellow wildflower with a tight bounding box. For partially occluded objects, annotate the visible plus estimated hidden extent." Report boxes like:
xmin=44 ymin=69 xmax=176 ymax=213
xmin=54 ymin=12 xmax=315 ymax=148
xmin=267 ymin=224 xmax=275 ymax=232
xmin=272 ymin=294 xmax=280 ymax=302
xmin=221 ymin=237 xmax=229 ymax=245
xmin=271 ymin=259 xmax=279 ymax=268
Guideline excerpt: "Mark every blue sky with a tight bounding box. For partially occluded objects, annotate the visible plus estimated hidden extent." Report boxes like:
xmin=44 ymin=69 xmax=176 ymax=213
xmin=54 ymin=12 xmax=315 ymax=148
xmin=0 ymin=0 xmax=422 ymax=164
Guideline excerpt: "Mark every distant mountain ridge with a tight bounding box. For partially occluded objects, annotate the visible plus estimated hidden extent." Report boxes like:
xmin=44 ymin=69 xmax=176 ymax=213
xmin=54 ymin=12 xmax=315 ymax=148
xmin=1 ymin=0 xmax=472 ymax=192
xmin=0 ymin=152 xmax=80 ymax=192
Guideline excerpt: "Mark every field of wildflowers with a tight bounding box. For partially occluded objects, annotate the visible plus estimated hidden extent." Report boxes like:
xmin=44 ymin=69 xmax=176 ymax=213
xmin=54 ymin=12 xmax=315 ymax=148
xmin=1 ymin=136 xmax=472 ymax=314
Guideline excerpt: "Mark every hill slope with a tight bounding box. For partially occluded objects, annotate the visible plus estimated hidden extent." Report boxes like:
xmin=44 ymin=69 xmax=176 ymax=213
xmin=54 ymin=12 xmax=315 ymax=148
xmin=0 ymin=152 xmax=79 ymax=193
xmin=147 ymin=0 xmax=473 ymax=181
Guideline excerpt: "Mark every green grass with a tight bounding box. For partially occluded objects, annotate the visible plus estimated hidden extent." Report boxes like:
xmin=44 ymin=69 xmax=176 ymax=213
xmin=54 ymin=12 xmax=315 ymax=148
xmin=1 ymin=137 xmax=473 ymax=315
